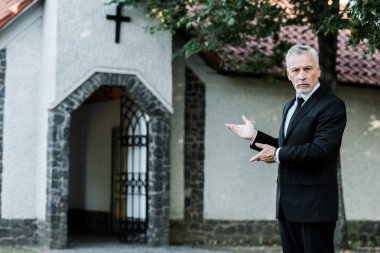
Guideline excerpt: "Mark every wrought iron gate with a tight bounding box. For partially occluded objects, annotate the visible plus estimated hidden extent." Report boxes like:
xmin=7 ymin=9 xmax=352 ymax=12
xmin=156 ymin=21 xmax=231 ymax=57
xmin=112 ymin=95 xmax=150 ymax=243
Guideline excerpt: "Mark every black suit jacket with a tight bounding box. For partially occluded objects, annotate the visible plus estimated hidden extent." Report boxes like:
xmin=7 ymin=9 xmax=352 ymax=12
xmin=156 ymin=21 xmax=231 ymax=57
xmin=250 ymin=86 xmax=347 ymax=222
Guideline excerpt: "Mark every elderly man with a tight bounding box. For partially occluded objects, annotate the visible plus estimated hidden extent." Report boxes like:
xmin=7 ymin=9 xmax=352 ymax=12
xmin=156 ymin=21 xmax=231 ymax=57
xmin=225 ymin=44 xmax=347 ymax=253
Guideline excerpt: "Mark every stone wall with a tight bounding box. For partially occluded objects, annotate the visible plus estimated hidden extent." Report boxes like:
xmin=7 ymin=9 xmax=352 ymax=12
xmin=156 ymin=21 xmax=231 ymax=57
xmin=171 ymin=220 xmax=380 ymax=247
xmin=347 ymin=221 xmax=380 ymax=247
xmin=0 ymin=219 xmax=45 ymax=246
xmin=170 ymin=220 xmax=280 ymax=246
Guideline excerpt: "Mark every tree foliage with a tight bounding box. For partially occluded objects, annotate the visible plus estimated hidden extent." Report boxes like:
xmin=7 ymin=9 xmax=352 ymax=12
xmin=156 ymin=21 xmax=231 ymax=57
xmin=327 ymin=0 xmax=380 ymax=54
xmin=111 ymin=0 xmax=379 ymax=61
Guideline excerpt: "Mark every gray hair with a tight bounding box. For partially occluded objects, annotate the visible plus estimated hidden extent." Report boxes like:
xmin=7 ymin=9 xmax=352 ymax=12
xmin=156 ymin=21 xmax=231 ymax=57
xmin=286 ymin=44 xmax=319 ymax=68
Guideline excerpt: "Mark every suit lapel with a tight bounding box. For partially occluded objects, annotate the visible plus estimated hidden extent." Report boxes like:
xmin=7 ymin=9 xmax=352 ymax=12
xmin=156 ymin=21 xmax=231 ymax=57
xmin=284 ymin=87 xmax=325 ymax=142
xmin=279 ymin=99 xmax=295 ymax=146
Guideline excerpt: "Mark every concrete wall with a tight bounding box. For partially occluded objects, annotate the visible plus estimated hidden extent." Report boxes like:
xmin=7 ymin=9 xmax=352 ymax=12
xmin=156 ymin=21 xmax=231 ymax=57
xmin=1 ymin=19 xmax=42 ymax=218
xmin=173 ymin=55 xmax=380 ymax=221
xmin=203 ymin=79 xmax=287 ymax=220
xmin=340 ymin=86 xmax=380 ymax=220
xmin=69 ymin=99 xmax=119 ymax=211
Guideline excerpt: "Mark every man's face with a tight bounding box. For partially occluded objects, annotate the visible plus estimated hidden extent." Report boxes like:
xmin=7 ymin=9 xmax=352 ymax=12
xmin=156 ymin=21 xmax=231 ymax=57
xmin=287 ymin=51 xmax=321 ymax=94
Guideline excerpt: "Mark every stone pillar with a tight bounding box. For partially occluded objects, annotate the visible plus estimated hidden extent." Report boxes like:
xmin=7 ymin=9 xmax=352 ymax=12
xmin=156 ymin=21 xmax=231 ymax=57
xmin=45 ymin=111 xmax=71 ymax=249
xmin=184 ymin=67 xmax=206 ymax=222
xmin=147 ymin=117 xmax=171 ymax=245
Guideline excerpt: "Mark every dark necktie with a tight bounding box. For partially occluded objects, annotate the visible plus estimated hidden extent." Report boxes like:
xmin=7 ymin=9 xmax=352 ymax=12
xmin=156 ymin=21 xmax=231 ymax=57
xmin=295 ymin=96 xmax=305 ymax=112
xmin=285 ymin=96 xmax=305 ymax=136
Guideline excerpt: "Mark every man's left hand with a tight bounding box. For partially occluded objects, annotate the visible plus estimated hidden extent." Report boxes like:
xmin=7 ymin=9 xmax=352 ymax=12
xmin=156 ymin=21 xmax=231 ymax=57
xmin=250 ymin=143 xmax=276 ymax=163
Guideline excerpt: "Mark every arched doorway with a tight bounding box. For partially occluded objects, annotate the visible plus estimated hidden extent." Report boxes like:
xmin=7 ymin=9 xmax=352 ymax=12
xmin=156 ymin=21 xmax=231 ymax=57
xmin=45 ymin=73 xmax=171 ymax=249
xmin=68 ymin=86 xmax=150 ymax=243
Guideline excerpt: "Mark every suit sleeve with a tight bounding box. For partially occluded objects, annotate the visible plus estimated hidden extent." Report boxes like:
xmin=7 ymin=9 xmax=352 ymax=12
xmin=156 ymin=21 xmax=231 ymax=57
xmin=250 ymin=131 xmax=279 ymax=151
xmin=278 ymin=98 xmax=347 ymax=166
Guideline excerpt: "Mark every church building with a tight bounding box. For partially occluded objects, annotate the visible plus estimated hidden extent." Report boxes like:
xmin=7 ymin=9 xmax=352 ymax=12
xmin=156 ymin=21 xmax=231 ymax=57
xmin=1 ymin=0 xmax=172 ymax=248
xmin=1 ymin=0 xmax=380 ymax=249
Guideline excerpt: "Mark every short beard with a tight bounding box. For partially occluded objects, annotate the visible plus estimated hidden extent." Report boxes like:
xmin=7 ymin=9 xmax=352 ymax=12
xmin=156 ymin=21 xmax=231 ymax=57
xmin=296 ymin=86 xmax=312 ymax=94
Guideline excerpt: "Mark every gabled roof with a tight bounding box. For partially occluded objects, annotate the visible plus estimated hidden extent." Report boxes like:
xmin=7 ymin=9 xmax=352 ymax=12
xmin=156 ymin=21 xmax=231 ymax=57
xmin=0 ymin=0 xmax=34 ymax=30
xmin=215 ymin=26 xmax=380 ymax=87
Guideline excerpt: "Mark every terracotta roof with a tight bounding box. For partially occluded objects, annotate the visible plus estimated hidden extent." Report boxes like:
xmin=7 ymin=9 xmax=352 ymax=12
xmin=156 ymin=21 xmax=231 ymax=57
xmin=0 ymin=0 xmax=34 ymax=29
xmin=218 ymin=25 xmax=380 ymax=86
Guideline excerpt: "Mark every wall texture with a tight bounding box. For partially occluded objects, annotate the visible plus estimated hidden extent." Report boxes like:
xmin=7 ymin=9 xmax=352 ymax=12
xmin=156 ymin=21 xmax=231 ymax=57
xmin=2 ymin=19 xmax=42 ymax=218
xmin=340 ymin=86 xmax=380 ymax=220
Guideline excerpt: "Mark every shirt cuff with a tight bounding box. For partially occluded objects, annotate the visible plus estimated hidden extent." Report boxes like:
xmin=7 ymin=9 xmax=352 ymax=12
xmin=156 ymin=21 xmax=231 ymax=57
xmin=274 ymin=147 xmax=281 ymax=164
xmin=250 ymin=131 xmax=258 ymax=145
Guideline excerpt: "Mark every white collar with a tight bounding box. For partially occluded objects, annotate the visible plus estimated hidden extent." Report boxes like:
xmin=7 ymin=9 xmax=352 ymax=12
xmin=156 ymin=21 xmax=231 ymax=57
xmin=296 ymin=82 xmax=320 ymax=102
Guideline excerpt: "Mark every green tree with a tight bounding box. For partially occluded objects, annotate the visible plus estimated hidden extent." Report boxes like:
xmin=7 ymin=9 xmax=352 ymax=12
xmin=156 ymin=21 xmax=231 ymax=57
xmin=325 ymin=0 xmax=380 ymax=54
xmin=112 ymin=0 xmax=380 ymax=250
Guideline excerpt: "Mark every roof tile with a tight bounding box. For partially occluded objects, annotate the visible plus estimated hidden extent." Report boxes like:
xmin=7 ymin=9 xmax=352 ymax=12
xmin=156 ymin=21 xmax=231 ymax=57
xmin=0 ymin=0 xmax=33 ymax=29
xmin=220 ymin=26 xmax=380 ymax=86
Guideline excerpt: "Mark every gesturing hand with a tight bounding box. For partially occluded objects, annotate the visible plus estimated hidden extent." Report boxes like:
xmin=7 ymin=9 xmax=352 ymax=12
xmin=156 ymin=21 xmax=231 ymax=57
xmin=250 ymin=143 xmax=276 ymax=163
xmin=225 ymin=115 xmax=257 ymax=140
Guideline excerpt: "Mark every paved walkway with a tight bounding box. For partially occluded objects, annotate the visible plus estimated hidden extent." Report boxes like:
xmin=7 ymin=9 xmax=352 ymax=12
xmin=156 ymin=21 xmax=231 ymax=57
xmin=27 ymin=235 xmax=281 ymax=253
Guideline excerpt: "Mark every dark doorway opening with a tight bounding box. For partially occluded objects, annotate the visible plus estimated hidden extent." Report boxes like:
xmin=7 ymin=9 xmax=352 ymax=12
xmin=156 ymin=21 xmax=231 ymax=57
xmin=68 ymin=86 xmax=149 ymax=243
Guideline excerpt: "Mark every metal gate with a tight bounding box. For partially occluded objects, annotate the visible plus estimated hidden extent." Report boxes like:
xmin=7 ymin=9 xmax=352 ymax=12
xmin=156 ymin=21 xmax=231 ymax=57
xmin=112 ymin=95 xmax=150 ymax=243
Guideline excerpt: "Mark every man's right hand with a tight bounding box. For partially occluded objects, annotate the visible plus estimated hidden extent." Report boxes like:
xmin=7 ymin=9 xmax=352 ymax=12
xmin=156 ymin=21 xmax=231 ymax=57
xmin=225 ymin=115 xmax=257 ymax=141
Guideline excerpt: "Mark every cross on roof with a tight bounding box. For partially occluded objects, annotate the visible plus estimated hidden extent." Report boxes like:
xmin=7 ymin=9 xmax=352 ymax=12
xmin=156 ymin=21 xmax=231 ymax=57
xmin=106 ymin=4 xmax=131 ymax=43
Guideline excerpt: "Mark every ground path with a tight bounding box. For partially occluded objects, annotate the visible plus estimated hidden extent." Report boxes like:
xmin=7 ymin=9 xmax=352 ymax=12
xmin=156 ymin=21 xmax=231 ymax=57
xmin=2 ymin=235 xmax=379 ymax=253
